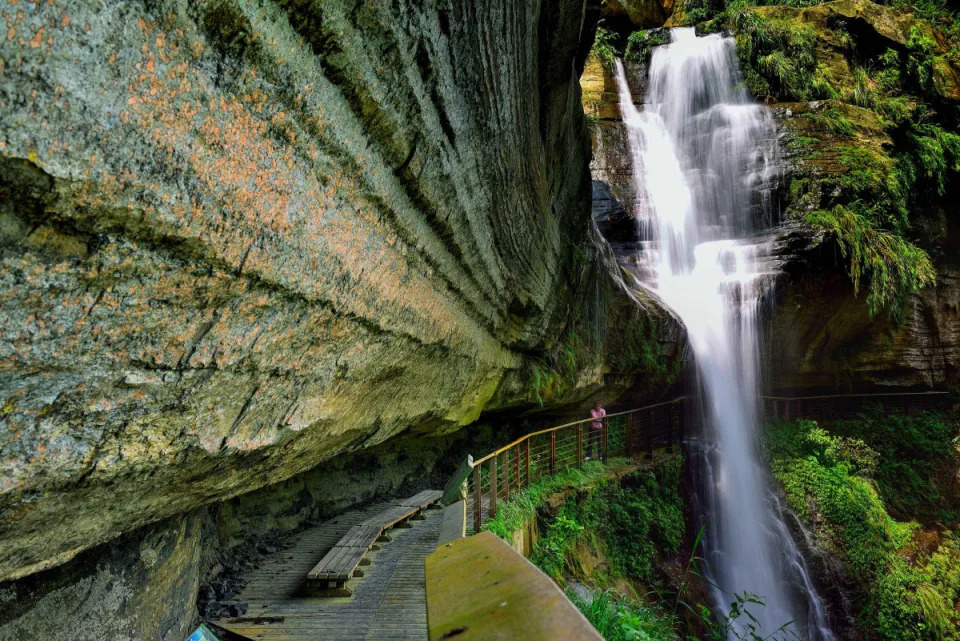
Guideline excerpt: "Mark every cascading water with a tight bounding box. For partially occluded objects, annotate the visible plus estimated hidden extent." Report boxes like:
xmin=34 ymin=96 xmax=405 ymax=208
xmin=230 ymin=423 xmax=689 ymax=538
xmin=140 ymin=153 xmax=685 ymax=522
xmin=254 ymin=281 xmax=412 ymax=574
xmin=613 ymin=29 xmax=836 ymax=640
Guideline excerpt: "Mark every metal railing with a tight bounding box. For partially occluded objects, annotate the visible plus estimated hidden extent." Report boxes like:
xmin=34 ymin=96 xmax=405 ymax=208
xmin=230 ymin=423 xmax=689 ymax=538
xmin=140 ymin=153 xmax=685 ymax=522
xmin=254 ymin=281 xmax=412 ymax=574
xmin=761 ymin=391 xmax=952 ymax=422
xmin=446 ymin=390 xmax=955 ymax=536
xmin=461 ymin=396 xmax=690 ymax=534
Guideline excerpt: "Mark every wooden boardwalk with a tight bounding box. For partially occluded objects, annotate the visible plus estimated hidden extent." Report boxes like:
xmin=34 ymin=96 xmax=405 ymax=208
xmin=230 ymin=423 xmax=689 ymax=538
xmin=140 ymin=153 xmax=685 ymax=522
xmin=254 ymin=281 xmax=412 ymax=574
xmin=212 ymin=500 xmax=442 ymax=640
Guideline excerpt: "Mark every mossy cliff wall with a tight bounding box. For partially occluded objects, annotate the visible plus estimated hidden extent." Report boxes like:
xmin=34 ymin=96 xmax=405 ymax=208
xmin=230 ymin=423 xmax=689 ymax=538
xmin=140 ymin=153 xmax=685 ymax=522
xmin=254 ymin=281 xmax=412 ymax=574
xmin=0 ymin=0 xmax=683 ymax=590
xmin=748 ymin=0 xmax=960 ymax=393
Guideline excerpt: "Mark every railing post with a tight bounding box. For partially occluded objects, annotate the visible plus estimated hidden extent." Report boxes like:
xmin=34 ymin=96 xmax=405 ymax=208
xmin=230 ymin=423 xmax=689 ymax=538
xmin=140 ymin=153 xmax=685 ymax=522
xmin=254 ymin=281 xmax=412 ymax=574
xmin=794 ymin=399 xmax=801 ymax=420
xmin=524 ymin=439 xmax=530 ymax=487
xmin=473 ymin=465 xmax=482 ymax=533
xmin=626 ymin=412 xmax=634 ymax=458
xmin=513 ymin=446 xmax=520 ymax=491
xmin=549 ymin=431 xmax=556 ymax=475
xmin=785 ymin=399 xmax=792 ymax=421
xmin=501 ymin=451 xmax=510 ymax=501
xmin=489 ymin=457 xmax=498 ymax=518
xmin=576 ymin=424 xmax=583 ymax=468
xmin=646 ymin=408 xmax=654 ymax=459
xmin=601 ymin=416 xmax=609 ymax=463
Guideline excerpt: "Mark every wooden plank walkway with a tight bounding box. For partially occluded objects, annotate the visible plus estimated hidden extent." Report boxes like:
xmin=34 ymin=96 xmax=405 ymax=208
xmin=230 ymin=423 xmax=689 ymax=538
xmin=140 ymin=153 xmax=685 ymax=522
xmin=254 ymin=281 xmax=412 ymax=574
xmin=211 ymin=499 xmax=442 ymax=640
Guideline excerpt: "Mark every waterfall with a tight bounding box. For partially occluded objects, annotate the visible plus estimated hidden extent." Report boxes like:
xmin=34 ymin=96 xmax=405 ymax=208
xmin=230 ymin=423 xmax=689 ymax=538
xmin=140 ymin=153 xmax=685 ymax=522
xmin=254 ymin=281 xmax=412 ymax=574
xmin=613 ymin=29 xmax=836 ymax=640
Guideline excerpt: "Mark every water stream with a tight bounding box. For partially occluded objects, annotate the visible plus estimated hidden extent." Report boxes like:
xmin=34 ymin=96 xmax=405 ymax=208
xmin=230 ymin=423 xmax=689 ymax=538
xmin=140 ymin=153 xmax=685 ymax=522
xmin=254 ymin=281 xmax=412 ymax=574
xmin=612 ymin=29 xmax=836 ymax=640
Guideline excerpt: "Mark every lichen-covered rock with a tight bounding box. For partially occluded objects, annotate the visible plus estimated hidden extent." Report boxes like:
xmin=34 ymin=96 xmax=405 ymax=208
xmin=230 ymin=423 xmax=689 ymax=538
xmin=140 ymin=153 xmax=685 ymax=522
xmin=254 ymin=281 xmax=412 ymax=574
xmin=0 ymin=0 xmax=680 ymax=582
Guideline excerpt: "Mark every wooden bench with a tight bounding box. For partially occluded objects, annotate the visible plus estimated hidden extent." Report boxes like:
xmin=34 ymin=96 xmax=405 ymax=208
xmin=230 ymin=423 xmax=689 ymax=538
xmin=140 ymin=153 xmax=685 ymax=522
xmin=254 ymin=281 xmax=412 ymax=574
xmin=306 ymin=525 xmax=383 ymax=596
xmin=397 ymin=489 xmax=444 ymax=510
xmin=361 ymin=505 xmax=420 ymax=531
xmin=336 ymin=524 xmax=382 ymax=549
xmin=306 ymin=490 xmax=442 ymax=596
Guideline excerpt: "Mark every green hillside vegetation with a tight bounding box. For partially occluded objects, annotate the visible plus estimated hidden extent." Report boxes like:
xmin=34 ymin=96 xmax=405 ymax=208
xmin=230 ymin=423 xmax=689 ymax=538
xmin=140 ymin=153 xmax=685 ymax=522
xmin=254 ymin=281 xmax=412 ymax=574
xmin=766 ymin=409 xmax=960 ymax=640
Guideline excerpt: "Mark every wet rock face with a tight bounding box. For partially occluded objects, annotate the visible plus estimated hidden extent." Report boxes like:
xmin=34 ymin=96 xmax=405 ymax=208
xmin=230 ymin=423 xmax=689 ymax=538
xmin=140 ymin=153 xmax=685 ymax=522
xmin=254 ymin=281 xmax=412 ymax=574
xmin=0 ymin=0 xmax=681 ymax=582
xmin=581 ymin=52 xmax=647 ymax=243
xmin=768 ymin=91 xmax=960 ymax=395
xmin=0 ymin=513 xmax=203 ymax=641
xmin=768 ymin=237 xmax=960 ymax=394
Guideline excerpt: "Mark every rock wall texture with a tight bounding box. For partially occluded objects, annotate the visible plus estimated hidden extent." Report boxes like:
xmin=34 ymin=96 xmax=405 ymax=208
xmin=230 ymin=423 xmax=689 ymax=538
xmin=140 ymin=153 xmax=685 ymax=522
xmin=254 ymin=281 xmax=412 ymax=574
xmin=0 ymin=512 xmax=203 ymax=641
xmin=600 ymin=0 xmax=675 ymax=30
xmin=0 ymin=423 xmax=498 ymax=639
xmin=760 ymin=1 xmax=960 ymax=394
xmin=0 ymin=0 xmax=682 ymax=583
xmin=768 ymin=229 xmax=960 ymax=394
xmin=581 ymin=51 xmax=647 ymax=243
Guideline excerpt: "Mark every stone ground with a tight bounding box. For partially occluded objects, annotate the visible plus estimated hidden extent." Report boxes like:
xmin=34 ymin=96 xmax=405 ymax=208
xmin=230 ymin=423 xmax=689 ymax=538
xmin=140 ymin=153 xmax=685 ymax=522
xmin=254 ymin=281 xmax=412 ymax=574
xmin=211 ymin=500 xmax=442 ymax=641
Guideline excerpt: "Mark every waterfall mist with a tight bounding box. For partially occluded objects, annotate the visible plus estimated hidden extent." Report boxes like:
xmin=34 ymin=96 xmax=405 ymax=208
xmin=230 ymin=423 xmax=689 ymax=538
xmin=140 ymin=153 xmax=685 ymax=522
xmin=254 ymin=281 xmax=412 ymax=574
xmin=613 ymin=29 xmax=836 ymax=640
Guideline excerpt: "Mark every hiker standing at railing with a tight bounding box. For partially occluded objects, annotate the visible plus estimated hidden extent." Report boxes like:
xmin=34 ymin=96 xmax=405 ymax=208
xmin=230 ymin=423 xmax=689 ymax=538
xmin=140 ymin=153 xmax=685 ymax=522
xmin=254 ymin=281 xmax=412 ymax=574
xmin=586 ymin=400 xmax=605 ymax=461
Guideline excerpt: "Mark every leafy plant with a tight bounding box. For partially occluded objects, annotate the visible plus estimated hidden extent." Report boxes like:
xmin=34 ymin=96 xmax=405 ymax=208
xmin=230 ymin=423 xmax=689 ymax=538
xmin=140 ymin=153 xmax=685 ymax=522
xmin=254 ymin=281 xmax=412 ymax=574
xmin=806 ymin=205 xmax=935 ymax=318
xmin=765 ymin=415 xmax=960 ymax=641
xmin=625 ymin=30 xmax=669 ymax=66
xmin=801 ymin=108 xmax=855 ymax=137
xmin=567 ymin=588 xmax=681 ymax=641
xmin=593 ymin=26 xmax=619 ymax=70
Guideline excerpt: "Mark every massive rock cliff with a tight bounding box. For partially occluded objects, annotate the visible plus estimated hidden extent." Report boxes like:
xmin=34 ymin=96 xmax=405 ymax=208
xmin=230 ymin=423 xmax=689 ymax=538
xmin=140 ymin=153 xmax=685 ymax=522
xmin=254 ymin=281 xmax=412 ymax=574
xmin=0 ymin=0 xmax=683 ymax=587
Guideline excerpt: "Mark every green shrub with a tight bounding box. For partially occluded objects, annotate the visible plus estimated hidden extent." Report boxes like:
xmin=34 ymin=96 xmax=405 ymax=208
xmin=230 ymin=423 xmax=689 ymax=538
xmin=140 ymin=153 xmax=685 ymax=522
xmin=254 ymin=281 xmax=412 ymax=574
xmin=906 ymin=123 xmax=960 ymax=196
xmin=592 ymin=26 xmax=619 ymax=70
xmin=625 ymin=30 xmax=668 ymax=66
xmin=483 ymin=460 xmax=614 ymax=539
xmin=566 ymin=589 xmax=681 ymax=641
xmin=766 ymin=417 xmax=960 ymax=641
xmin=801 ymin=108 xmax=855 ymax=137
xmin=828 ymin=406 xmax=960 ymax=522
xmin=729 ymin=9 xmax=820 ymax=100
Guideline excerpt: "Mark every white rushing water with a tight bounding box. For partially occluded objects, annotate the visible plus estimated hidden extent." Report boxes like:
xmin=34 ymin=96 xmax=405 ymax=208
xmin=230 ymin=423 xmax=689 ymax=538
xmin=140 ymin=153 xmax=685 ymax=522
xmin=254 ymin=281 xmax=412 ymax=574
xmin=613 ymin=29 xmax=836 ymax=640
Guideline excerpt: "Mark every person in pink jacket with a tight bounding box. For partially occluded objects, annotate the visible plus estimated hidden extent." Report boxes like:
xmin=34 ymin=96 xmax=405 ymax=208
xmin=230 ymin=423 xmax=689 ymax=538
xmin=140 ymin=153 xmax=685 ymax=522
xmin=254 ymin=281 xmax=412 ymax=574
xmin=587 ymin=400 xmax=606 ymax=461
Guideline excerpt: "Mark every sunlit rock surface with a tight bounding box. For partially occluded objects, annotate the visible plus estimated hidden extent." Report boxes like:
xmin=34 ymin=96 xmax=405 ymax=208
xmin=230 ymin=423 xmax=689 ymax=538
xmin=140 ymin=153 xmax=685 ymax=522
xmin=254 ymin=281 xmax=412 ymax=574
xmin=0 ymin=0 xmax=682 ymax=582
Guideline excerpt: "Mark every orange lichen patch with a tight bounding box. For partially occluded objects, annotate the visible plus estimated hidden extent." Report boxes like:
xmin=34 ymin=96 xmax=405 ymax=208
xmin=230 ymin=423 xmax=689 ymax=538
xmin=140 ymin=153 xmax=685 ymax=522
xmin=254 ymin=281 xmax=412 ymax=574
xmin=28 ymin=26 xmax=42 ymax=48
xmin=122 ymin=56 xmax=484 ymax=351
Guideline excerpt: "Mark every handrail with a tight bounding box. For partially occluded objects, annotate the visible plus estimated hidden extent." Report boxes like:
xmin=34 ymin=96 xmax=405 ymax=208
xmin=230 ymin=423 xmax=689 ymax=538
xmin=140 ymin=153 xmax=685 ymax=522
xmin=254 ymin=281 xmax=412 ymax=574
xmin=760 ymin=391 xmax=950 ymax=401
xmin=459 ymin=397 xmax=690 ymax=534
xmin=472 ymin=396 xmax=690 ymax=466
xmin=455 ymin=389 xmax=952 ymax=534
